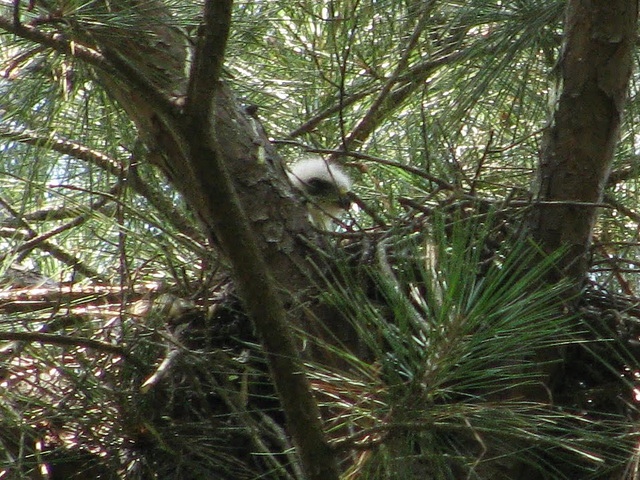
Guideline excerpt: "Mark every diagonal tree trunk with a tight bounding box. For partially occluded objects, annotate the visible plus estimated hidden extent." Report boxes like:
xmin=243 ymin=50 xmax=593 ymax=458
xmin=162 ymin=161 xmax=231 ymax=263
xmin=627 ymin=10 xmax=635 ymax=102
xmin=97 ymin=3 xmax=342 ymax=478
xmin=0 ymin=1 xmax=344 ymax=478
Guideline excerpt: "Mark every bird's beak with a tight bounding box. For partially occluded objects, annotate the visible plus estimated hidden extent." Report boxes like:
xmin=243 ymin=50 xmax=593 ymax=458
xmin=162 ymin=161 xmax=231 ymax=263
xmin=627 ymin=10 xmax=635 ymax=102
xmin=337 ymin=191 xmax=353 ymax=210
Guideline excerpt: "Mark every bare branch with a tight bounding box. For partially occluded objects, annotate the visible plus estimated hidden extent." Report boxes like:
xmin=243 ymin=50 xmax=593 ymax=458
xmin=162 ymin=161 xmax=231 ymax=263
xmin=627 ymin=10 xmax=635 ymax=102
xmin=340 ymin=1 xmax=436 ymax=151
xmin=185 ymin=0 xmax=233 ymax=118
xmin=0 ymin=331 xmax=128 ymax=358
xmin=0 ymin=228 xmax=104 ymax=280
xmin=0 ymin=126 xmax=201 ymax=241
xmin=0 ymin=14 xmax=179 ymax=120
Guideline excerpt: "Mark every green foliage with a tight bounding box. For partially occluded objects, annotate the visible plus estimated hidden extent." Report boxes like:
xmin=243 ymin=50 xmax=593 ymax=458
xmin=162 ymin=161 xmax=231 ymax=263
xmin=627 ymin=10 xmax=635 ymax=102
xmin=0 ymin=0 xmax=640 ymax=478
xmin=319 ymin=215 xmax=634 ymax=478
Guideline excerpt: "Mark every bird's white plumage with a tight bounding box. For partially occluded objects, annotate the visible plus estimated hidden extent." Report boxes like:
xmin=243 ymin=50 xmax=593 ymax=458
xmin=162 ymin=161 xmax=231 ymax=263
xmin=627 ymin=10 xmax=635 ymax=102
xmin=286 ymin=156 xmax=352 ymax=228
xmin=286 ymin=157 xmax=352 ymax=193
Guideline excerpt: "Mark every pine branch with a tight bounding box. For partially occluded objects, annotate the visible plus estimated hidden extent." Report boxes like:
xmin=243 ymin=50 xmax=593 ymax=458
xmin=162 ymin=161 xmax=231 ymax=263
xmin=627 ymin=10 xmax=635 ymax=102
xmin=0 ymin=331 xmax=128 ymax=358
xmin=0 ymin=14 xmax=110 ymax=71
xmin=0 ymin=228 xmax=104 ymax=280
xmin=185 ymin=0 xmax=232 ymax=117
xmin=0 ymin=126 xmax=201 ymax=242
xmin=0 ymin=126 xmax=121 ymax=176
xmin=182 ymin=1 xmax=340 ymax=478
xmin=341 ymin=1 xmax=436 ymax=150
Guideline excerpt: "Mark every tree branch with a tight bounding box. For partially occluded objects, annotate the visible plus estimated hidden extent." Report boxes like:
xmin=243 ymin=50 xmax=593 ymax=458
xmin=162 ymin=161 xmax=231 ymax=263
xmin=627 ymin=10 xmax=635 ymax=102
xmin=0 ymin=126 xmax=201 ymax=242
xmin=0 ymin=15 xmax=110 ymax=71
xmin=181 ymin=2 xmax=340 ymax=478
xmin=185 ymin=0 xmax=233 ymax=117
xmin=341 ymin=0 xmax=436 ymax=150
xmin=0 ymin=14 xmax=180 ymax=121
xmin=0 ymin=331 xmax=128 ymax=358
xmin=0 ymin=227 xmax=104 ymax=280
xmin=287 ymin=29 xmax=467 ymax=142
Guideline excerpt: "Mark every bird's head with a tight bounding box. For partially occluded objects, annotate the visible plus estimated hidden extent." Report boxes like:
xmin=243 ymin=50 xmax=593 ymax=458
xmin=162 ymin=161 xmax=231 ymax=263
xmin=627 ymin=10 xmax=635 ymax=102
xmin=287 ymin=157 xmax=352 ymax=227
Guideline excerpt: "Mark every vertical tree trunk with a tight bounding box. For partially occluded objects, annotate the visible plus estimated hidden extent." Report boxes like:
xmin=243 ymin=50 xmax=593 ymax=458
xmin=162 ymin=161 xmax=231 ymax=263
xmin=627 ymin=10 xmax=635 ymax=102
xmin=517 ymin=4 xmax=637 ymax=477
xmin=529 ymin=0 xmax=637 ymax=283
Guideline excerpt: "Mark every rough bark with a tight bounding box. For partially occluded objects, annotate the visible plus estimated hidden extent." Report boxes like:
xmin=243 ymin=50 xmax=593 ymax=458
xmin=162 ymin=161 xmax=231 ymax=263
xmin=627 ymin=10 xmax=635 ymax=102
xmin=0 ymin=1 xmax=345 ymax=478
xmin=518 ymin=3 xmax=637 ymax=477
xmin=529 ymin=0 xmax=637 ymax=283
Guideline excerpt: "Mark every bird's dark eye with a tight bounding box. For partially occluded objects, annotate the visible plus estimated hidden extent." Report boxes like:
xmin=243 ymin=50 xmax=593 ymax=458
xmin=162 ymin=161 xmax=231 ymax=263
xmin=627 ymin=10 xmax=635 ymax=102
xmin=304 ymin=178 xmax=337 ymax=197
xmin=336 ymin=194 xmax=352 ymax=209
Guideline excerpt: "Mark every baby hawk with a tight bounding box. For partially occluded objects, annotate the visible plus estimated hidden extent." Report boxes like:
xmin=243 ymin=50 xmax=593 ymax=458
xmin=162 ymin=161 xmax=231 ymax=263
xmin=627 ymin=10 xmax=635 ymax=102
xmin=287 ymin=157 xmax=353 ymax=229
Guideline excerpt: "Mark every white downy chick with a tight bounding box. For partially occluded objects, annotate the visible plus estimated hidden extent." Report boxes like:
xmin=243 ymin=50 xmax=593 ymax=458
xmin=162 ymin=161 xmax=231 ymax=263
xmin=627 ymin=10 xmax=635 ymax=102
xmin=287 ymin=157 xmax=352 ymax=229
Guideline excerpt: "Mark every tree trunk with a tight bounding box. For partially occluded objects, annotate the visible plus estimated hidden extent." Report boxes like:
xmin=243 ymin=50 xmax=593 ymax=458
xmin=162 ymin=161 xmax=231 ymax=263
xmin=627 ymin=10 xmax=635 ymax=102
xmin=32 ymin=1 xmax=344 ymax=477
xmin=529 ymin=0 xmax=637 ymax=283
xmin=519 ymin=3 xmax=637 ymax=478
